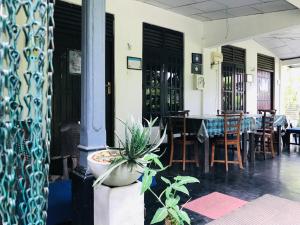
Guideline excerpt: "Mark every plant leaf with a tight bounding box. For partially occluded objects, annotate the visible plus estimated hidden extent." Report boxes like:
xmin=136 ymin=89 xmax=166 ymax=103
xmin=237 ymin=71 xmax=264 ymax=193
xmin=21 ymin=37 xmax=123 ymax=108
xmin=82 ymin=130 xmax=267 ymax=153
xmin=150 ymin=207 xmax=168 ymax=224
xmin=147 ymin=126 xmax=167 ymax=153
xmin=165 ymin=196 xmax=180 ymax=208
xmin=175 ymin=176 xmax=200 ymax=185
xmin=172 ymin=184 xmax=189 ymax=196
xmin=165 ymin=186 xmax=172 ymax=199
xmin=141 ymin=168 xmax=156 ymax=194
xmin=179 ymin=210 xmax=191 ymax=225
xmin=144 ymin=153 xmax=164 ymax=169
xmin=161 ymin=176 xmax=171 ymax=185
xmin=168 ymin=208 xmax=181 ymax=224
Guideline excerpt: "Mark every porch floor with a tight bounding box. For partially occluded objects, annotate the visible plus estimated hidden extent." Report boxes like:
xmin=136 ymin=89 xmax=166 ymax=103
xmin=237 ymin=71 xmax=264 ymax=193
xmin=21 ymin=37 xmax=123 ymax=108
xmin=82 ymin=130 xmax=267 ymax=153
xmin=145 ymin=147 xmax=300 ymax=224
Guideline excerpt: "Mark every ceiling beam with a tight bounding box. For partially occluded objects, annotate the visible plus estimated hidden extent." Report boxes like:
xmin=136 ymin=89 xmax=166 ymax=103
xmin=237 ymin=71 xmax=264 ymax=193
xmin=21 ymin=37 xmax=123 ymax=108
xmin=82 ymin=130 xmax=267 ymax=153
xmin=281 ymin=57 xmax=300 ymax=66
xmin=203 ymin=9 xmax=300 ymax=48
xmin=286 ymin=0 xmax=300 ymax=9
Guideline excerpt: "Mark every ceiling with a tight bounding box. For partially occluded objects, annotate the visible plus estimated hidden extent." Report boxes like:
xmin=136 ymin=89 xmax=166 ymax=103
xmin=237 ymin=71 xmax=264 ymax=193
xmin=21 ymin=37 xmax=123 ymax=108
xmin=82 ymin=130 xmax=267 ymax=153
xmin=135 ymin=0 xmax=297 ymax=21
xmin=255 ymin=26 xmax=300 ymax=59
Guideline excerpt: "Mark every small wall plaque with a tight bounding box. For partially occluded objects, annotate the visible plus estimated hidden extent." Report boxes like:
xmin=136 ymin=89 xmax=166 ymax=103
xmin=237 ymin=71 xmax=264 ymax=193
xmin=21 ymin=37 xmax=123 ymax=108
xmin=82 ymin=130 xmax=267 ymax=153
xmin=192 ymin=53 xmax=202 ymax=64
xmin=69 ymin=49 xmax=81 ymax=75
xmin=127 ymin=56 xmax=142 ymax=70
xmin=191 ymin=63 xmax=202 ymax=75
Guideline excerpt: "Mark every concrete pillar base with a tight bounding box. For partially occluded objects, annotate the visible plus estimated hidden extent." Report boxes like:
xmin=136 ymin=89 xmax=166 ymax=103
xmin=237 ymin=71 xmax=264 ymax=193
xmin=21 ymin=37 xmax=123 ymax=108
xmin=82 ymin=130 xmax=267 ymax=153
xmin=94 ymin=182 xmax=144 ymax=225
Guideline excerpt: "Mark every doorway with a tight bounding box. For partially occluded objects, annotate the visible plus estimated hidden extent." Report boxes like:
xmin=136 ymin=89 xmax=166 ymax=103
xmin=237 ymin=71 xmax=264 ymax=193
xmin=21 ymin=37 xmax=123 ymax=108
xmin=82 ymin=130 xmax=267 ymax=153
xmin=52 ymin=1 xmax=115 ymax=159
xmin=257 ymin=54 xmax=275 ymax=110
xmin=142 ymin=23 xmax=184 ymax=121
xmin=221 ymin=45 xmax=246 ymax=112
xmin=257 ymin=70 xmax=274 ymax=110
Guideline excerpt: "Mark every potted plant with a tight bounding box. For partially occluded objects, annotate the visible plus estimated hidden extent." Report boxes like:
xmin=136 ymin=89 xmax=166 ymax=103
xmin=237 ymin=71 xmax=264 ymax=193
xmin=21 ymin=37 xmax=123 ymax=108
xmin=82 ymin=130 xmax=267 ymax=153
xmin=88 ymin=117 xmax=166 ymax=187
xmin=141 ymin=173 xmax=199 ymax=225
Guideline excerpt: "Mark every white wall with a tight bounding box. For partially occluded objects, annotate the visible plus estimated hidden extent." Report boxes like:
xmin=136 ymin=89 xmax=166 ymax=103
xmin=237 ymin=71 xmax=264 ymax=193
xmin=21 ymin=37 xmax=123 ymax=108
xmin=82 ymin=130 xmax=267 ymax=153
xmin=61 ymin=0 xmax=284 ymax=144
xmin=66 ymin=0 xmax=204 ymax=142
xmin=202 ymin=40 xmax=281 ymax=114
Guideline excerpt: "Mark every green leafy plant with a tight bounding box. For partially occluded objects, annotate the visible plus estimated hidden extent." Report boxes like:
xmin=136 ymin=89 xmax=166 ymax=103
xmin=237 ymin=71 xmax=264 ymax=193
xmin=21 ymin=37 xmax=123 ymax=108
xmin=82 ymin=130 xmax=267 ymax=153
xmin=142 ymin=173 xmax=199 ymax=225
xmin=93 ymin=117 xmax=167 ymax=186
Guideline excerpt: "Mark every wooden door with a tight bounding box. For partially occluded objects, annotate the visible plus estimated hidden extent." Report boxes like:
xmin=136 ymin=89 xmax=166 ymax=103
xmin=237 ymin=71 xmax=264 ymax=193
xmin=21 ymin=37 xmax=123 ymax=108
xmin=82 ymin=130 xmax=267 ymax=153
xmin=142 ymin=23 xmax=184 ymax=121
xmin=257 ymin=70 xmax=273 ymax=110
xmin=52 ymin=2 xmax=115 ymax=157
xmin=105 ymin=14 xmax=115 ymax=147
xmin=52 ymin=2 xmax=81 ymax=157
xmin=221 ymin=46 xmax=246 ymax=112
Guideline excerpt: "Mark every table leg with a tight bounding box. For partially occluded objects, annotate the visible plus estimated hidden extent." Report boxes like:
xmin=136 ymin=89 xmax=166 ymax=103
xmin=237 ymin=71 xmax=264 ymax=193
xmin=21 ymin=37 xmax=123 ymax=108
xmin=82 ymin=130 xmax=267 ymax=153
xmin=287 ymin=131 xmax=291 ymax=153
xmin=249 ymin=132 xmax=255 ymax=163
xmin=242 ymin=133 xmax=248 ymax=165
xmin=276 ymin=125 xmax=282 ymax=156
xmin=204 ymin=138 xmax=210 ymax=174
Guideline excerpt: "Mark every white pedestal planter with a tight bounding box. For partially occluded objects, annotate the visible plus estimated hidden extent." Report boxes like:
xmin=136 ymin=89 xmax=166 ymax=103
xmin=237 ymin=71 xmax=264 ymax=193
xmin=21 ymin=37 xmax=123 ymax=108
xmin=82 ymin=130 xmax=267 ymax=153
xmin=94 ymin=182 xmax=144 ymax=225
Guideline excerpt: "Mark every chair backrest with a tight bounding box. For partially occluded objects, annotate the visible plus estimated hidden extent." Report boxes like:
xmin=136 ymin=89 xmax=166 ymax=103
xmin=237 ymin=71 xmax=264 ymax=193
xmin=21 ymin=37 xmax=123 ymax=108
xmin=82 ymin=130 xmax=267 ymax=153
xmin=168 ymin=110 xmax=190 ymax=138
xmin=169 ymin=110 xmax=190 ymax=117
xmin=218 ymin=113 xmax=243 ymax=142
xmin=217 ymin=109 xmax=249 ymax=115
xmin=258 ymin=109 xmax=276 ymax=134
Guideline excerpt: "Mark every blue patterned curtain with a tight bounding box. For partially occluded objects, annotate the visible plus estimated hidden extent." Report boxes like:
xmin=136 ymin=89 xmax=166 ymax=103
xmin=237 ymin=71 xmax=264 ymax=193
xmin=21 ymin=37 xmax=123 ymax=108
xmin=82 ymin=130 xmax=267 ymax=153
xmin=0 ymin=0 xmax=54 ymax=224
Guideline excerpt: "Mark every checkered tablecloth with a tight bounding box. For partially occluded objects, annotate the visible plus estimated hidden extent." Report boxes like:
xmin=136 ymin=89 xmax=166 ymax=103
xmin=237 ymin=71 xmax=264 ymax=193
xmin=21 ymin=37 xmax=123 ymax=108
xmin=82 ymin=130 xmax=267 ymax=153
xmin=250 ymin=114 xmax=288 ymax=130
xmin=196 ymin=114 xmax=287 ymax=143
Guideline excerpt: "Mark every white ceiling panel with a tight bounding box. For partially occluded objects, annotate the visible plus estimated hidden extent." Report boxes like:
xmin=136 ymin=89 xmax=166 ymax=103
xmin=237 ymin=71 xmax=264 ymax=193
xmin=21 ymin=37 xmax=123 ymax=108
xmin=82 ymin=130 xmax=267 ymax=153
xmin=138 ymin=0 xmax=171 ymax=9
xmin=200 ymin=10 xmax=229 ymax=20
xmin=134 ymin=0 xmax=297 ymax=21
xmin=227 ymin=6 xmax=262 ymax=17
xmin=171 ymin=5 xmax=203 ymax=15
xmin=255 ymin=26 xmax=300 ymax=59
xmin=252 ymin=0 xmax=296 ymax=13
xmin=193 ymin=1 xmax=227 ymax=12
xmin=214 ymin=0 xmax=261 ymax=8
xmin=155 ymin=0 xmax=204 ymax=7
xmin=190 ymin=14 xmax=211 ymax=21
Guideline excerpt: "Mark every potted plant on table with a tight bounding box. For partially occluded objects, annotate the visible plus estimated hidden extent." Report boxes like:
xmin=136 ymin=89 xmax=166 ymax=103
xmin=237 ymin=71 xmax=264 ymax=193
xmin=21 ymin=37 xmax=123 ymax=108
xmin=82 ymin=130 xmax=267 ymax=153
xmin=88 ymin=117 xmax=166 ymax=187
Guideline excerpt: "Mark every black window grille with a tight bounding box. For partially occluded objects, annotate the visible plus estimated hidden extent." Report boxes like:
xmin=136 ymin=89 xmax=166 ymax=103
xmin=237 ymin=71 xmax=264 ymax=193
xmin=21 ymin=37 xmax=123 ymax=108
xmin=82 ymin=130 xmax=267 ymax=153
xmin=221 ymin=45 xmax=246 ymax=112
xmin=143 ymin=23 xmax=184 ymax=121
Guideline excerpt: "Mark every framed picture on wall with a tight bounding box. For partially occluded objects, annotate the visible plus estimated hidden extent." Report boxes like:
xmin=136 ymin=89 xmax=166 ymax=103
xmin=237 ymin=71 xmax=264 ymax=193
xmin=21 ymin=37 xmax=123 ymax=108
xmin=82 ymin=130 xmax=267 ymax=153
xmin=127 ymin=56 xmax=142 ymax=70
xmin=194 ymin=75 xmax=205 ymax=90
xmin=191 ymin=63 xmax=202 ymax=75
xmin=192 ymin=53 xmax=202 ymax=64
xmin=68 ymin=49 xmax=81 ymax=75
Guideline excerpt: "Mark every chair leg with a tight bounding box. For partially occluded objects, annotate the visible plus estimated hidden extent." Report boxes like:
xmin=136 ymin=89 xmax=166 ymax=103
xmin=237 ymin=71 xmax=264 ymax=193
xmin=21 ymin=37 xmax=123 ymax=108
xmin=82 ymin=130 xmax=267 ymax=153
xmin=169 ymin=138 xmax=174 ymax=167
xmin=225 ymin=145 xmax=229 ymax=172
xmin=263 ymin=136 xmax=267 ymax=160
xmin=211 ymin=143 xmax=215 ymax=167
xmin=194 ymin=142 xmax=200 ymax=167
xmin=183 ymin=143 xmax=186 ymax=171
xmin=270 ymin=136 xmax=275 ymax=158
xmin=237 ymin=144 xmax=244 ymax=169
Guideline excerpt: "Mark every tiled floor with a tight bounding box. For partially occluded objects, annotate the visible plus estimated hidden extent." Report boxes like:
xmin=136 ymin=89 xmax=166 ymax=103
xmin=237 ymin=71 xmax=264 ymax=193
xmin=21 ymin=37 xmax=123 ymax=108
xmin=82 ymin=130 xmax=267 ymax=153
xmin=145 ymin=147 xmax=300 ymax=224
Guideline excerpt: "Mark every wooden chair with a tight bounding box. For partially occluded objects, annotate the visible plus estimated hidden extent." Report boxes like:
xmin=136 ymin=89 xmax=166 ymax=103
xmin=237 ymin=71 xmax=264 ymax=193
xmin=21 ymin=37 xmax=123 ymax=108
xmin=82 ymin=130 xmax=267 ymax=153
xmin=211 ymin=113 xmax=244 ymax=172
xmin=255 ymin=109 xmax=276 ymax=159
xmin=169 ymin=110 xmax=199 ymax=171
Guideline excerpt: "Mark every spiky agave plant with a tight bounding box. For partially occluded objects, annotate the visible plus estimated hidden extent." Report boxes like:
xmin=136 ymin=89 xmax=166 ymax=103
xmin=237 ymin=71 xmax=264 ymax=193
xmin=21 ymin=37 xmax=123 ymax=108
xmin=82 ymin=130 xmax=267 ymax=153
xmin=93 ymin=117 xmax=167 ymax=187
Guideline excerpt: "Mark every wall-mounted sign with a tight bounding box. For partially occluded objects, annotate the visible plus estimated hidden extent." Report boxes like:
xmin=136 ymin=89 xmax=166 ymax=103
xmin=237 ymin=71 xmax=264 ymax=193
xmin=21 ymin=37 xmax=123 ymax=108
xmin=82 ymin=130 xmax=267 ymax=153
xmin=194 ymin=75 xmax=205 ymax=90
xmin=192 ymin=53 xmax=202 ymax=64
xmin=69 ymin=49 xmax=81 ymax=75
xmin=192 ymin=63 xmax=202 ymax=75
xmin=127 ymin=56 xmax=142 ymax=70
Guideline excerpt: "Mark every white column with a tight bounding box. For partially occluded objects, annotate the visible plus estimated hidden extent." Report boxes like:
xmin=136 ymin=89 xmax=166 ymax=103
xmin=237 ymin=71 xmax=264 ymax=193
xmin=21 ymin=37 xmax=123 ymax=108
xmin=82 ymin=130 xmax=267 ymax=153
xmin=79 ymin=0 xmax=106 ymax=168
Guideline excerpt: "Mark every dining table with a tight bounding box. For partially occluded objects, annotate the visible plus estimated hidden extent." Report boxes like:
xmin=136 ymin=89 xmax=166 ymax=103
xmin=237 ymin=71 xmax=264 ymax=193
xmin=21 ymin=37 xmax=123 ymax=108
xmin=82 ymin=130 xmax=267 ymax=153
xmin=165 ymin=114 xmax=288 ymax=174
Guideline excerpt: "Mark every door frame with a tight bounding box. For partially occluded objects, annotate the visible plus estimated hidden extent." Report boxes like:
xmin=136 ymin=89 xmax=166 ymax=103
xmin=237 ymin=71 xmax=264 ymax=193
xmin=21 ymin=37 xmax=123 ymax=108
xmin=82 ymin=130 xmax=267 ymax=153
xmin=52 ymin=1 xmax=116 ymax=151
xmin=257 ymin=53 xmax=275 ymax=110
xmin=257 ymin=69 xmax=275 ymax=110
